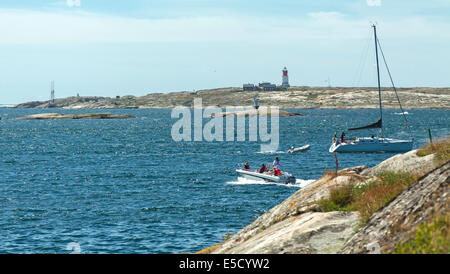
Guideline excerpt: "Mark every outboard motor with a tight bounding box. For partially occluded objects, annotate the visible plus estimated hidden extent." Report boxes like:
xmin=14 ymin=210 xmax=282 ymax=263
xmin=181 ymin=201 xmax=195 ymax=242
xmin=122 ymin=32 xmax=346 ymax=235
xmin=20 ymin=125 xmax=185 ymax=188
xmin=287 ymin=175 xmax=296 ymax=184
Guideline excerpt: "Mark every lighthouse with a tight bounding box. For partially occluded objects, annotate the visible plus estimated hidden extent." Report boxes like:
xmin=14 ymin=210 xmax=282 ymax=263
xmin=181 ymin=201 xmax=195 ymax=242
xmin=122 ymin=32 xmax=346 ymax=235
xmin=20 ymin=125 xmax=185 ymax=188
xmin=282 ymin=67 xmax=290 ymax=89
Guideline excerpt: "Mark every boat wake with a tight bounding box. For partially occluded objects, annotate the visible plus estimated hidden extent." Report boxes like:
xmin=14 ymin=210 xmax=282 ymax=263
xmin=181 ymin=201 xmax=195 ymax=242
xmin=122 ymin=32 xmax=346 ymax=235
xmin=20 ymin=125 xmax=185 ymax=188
xmin=296 ymin=178 xmax=316 ymax=188
xmin=256 ymin=150 xmax=287 ymax=154
xmin=226 ymin=177 xmax=314 ymax=188
xmin=394 ymin=111 xmax=409 ymax=115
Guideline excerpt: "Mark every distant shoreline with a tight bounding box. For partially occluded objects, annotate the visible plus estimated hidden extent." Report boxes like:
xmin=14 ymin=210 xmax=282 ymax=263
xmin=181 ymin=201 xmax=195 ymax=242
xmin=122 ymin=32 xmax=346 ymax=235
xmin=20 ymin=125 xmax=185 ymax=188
xmin=9 ymin=86 xmax=450 ymax=110
xmin=16 ymin=113 xmax=135 ymax=120
xmin=4 ymin=105 xmax=450 ymax=111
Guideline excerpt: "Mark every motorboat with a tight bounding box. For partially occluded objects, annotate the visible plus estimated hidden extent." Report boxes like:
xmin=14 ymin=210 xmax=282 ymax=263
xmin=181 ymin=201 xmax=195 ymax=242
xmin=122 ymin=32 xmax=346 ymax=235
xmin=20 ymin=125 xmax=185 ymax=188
xmin=236 ymin=169 xmax=296 ymax=184
xmin=288 ymin=144 xmax=310 ymax=153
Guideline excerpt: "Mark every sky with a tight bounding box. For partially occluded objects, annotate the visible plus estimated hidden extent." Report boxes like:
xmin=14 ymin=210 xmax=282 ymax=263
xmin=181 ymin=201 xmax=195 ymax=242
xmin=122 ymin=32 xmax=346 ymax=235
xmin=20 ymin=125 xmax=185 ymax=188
xmin=0 ymin=0 xmax=450 ymax=104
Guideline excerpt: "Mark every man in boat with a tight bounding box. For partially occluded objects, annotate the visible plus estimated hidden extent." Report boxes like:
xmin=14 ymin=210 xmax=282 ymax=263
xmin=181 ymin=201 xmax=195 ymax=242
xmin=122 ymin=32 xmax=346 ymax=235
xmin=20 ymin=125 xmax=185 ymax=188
xmin=243 ymin=162 xmax=250 ymax=170
xmin=272 ymin=157 xmax=282 ymax=176
xmin=340 ymin=131 xmax=346 ymax=143
xmin=273 ymin=157 xmax=281 ymax=170
xmin=259 ymin=164 xmax=267 ymax=173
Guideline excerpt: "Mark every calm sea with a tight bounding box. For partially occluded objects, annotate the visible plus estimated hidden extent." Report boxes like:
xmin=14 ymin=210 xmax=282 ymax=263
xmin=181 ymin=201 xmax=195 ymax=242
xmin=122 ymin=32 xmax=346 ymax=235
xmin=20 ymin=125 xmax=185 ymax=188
xmin=0 ymin=108 xmax=448 ymax=253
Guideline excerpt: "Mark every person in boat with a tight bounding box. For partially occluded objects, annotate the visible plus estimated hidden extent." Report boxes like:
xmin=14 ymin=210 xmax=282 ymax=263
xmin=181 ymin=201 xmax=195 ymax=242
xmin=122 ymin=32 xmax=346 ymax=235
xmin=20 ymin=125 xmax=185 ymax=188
xmin=272 ymin=166 xmax=281 ymax=176
xmin=273 ymin=157 xmax=281 ymax=170
xmin=259 ymin=164 xmax=267 ymax=173
xmin=331 ymin=132 xmax=338 ymax=144
xmin=340 ymin=131 xmax=346 ymax=143
xmin=243 ymin=162 xmax=250 ymax=170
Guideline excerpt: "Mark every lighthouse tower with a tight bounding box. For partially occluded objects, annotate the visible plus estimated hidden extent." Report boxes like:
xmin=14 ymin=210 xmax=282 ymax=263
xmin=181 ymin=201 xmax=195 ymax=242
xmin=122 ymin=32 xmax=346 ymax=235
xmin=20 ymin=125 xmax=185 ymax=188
xmin=282 ymin=67 xmax=290 ymax=89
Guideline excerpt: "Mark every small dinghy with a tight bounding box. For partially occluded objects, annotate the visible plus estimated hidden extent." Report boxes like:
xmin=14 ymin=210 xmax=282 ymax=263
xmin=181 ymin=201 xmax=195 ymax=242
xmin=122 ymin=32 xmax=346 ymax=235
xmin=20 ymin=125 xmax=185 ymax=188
xmin=287 ymin=144 xmax=310 ymax=153
xmin=236 ymin=169 xmax=296 ymax=184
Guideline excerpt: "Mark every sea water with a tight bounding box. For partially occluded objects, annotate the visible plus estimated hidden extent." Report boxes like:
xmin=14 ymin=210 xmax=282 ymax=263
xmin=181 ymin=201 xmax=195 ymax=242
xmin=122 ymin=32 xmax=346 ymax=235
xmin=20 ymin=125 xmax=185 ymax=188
xmin=0 ymin=108 xmax=448 ymax=253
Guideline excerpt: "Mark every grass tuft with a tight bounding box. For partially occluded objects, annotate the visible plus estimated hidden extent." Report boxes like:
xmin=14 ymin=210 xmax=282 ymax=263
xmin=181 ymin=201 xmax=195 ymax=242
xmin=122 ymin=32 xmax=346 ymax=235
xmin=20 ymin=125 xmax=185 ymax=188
xmin=316 ymin=172 xmax=419 ymax=224
xmin=317 ymin=183 xmax=355 ymax=212
xmin=417 ymin=137 xmax=450 ymax=165
xmin=393 ymin=213 xmax=450 ymax=254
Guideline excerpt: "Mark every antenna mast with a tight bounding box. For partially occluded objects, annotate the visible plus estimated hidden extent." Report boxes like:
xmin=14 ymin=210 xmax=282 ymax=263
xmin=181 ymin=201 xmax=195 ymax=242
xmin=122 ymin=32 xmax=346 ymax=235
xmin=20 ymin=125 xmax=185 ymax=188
xmin=50 ymin=81 xmax=55 ymax=103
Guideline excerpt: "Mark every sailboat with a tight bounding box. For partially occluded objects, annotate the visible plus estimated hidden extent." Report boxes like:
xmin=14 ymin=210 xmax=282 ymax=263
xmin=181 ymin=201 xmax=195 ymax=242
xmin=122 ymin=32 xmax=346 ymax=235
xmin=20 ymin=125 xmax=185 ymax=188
xmin=329 ymin=25 xmax=413 ymax=153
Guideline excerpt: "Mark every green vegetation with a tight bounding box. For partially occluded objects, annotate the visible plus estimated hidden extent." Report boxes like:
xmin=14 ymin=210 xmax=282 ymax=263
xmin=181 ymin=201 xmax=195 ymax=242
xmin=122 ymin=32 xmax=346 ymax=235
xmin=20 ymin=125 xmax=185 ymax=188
xmin=393 ymin=213 xmax=450 ymax=254
xmin=223 ymin=231 xmax=231 ymax=242
xmin=417 ymin=137 xmax=450 ymax=165
xmin=316 ymin=183 xmax=354 ymax=212
xmin=316 ymin=172 xmax=419 ymax=223
xmin=353 ymin=172 xmax=418 ymax=222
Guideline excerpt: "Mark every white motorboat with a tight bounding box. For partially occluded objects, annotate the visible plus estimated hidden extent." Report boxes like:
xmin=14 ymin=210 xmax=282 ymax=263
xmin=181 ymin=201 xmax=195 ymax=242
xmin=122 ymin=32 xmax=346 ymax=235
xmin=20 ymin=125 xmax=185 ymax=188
xmin=329 ymin=25 xmax=413 ymax=153
xmin=236 ymin=169 xmax=296 ymax=184
xmin=288 ymin=144 xmax=311 ymax=153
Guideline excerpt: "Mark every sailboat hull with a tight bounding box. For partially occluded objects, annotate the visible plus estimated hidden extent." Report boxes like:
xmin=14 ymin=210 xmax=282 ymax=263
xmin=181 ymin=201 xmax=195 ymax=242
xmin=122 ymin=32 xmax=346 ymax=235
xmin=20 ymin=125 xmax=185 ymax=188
xmin=329 ymin=138 xmax=413 ymax=153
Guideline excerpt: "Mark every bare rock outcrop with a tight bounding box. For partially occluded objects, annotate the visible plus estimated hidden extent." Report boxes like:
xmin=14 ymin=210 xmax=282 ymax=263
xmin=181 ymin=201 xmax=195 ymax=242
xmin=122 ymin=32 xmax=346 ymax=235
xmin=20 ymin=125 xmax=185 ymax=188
xmin=215 ymin=211 xmax=359 ymax=254
xmin=361 ymin=149 xmax=435 ymax=176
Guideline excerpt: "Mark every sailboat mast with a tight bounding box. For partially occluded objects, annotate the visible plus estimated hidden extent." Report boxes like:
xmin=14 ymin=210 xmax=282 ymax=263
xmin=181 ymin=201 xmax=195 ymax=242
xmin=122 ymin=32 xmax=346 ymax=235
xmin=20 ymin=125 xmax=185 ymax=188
xmin=373 ymin=24 xmax=384 ymax=138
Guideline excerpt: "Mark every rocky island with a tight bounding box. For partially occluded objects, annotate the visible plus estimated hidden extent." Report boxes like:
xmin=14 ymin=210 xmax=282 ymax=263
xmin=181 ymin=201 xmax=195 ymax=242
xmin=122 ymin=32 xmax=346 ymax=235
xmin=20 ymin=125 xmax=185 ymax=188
xmin=12 ymin=86 xmax=450 ymax=109
xmin=212 ymin=108 xmax=304 ymax=117
xmin=16 ymin=113 xmax=135 ymax=120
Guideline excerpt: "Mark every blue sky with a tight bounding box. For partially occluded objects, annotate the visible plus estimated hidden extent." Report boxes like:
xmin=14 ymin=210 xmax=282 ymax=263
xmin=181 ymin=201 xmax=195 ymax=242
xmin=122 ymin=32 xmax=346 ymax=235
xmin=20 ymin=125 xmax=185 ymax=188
xmin=1 ymin=0 xmax=450 ymax=104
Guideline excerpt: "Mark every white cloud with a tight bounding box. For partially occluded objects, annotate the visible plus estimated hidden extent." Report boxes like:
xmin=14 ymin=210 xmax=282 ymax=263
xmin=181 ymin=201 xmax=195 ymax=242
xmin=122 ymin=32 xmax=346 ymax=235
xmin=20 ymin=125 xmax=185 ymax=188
xmin=0 ymin=8 xmax=448 ymax=45
xmin=0 ymin=9 xmax=367 ymax=44
xmin=66 ymin=0 xmax=81 ymax=8
xmin=366 ymin=0 xmax=381 ymax=7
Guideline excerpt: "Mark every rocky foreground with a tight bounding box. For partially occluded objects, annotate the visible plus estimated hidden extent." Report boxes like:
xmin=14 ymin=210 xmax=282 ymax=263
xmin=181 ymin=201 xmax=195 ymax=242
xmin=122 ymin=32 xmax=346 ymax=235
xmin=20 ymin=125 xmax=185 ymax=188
xmin=12 ymin=86 xmax=450 ymax=109
xmin=199 ymin=148 xmax=449 ymax=254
